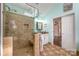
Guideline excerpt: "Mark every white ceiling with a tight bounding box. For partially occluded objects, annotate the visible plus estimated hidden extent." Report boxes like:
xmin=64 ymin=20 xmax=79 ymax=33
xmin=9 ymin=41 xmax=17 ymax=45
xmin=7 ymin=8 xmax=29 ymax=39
xmin=11 ymin=3 xmax=55 ymax=18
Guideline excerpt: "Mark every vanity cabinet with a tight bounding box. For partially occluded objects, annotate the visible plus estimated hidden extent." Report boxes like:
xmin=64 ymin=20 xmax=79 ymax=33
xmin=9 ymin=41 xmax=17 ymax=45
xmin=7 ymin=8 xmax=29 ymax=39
xmin=34 ymin=32 xmax=48 ymax=55
xmin=40 ymin=32 xmax=48 ymax=53
xmin=34 ymin=33 xmax=40 ymax=56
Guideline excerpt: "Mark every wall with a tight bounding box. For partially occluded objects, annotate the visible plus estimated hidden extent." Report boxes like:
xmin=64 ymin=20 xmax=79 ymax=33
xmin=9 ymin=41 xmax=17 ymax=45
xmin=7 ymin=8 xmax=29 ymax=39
xmin=4 ymin=4 xmax=27 ymax=15
xmin=45 ymin=3 xmax=63 ymax=44
xmin=73 ymin=4 xmax=79 ymax=51
xmin=3 ymin=12 xmax=34 ymax=49
xmin=4 ymin=4 xmax=35 ymax=17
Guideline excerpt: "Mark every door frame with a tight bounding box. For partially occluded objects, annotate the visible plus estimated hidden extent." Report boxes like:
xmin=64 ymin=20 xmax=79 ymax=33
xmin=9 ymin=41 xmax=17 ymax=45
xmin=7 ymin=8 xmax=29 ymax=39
xmin=53 ymin=17 xmax=62 ymax=47
xmin=52 ymin=12 xmax=75 ymax=49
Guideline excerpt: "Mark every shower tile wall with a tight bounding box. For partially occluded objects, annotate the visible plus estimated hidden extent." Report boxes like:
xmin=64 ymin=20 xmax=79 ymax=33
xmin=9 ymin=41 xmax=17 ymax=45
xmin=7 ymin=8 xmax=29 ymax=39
xmin=3 ymin=12 xmax=34 ymax=55
xmin=12 ymin=13 xmax=34 ymax=48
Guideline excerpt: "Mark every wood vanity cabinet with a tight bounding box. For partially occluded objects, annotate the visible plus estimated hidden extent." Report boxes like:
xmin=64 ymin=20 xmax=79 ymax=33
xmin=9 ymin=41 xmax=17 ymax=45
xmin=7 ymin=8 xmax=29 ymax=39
xmin=34 ymin=33 xmax=41 ymax=56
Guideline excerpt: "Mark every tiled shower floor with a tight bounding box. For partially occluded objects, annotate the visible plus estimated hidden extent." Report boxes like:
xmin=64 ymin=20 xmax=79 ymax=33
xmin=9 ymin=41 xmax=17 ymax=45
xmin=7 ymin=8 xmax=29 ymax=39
xmin=13 ymin=43 xmax=76 ymax=56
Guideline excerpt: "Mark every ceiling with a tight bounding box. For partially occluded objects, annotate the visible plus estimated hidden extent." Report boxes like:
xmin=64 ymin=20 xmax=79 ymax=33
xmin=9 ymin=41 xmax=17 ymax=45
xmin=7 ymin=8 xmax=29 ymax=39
xmin=11 ymin=3 xmax=55 ymax=18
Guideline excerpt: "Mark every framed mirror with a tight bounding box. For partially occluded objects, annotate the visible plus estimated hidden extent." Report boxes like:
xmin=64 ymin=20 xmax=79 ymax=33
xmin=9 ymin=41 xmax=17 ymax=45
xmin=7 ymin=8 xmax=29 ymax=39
xmin=36 ymin=22 xmax=43 ymax=30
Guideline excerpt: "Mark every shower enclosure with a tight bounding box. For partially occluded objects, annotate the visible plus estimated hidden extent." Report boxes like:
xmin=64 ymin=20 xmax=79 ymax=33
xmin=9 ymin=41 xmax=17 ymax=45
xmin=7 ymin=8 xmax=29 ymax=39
xmin=3 ymin=3 xmax=38 ymax=56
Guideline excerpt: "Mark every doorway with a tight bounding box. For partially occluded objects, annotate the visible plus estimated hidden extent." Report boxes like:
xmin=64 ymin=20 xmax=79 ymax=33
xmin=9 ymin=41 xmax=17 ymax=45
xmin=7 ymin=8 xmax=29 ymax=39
xmin=53 ymin=17 xmax=62 ymax=47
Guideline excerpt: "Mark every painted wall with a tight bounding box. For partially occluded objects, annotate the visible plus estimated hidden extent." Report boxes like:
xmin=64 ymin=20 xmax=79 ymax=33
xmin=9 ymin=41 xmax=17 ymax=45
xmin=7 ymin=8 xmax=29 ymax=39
xmin=73 ymin=4 xmax=79 ymax=51
xmin=45 ymin=3 xmax=63 ymax=44
xmin=4 ymin=3 xmax=35 ymax=17
xmin=4 ymin=4 xmax=27 ymax=15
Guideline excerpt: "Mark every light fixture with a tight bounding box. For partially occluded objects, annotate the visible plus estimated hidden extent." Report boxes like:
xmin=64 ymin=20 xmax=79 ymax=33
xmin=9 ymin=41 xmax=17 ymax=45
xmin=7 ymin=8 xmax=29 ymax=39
xmin=34 ymin=3 xmax=40 ymax=19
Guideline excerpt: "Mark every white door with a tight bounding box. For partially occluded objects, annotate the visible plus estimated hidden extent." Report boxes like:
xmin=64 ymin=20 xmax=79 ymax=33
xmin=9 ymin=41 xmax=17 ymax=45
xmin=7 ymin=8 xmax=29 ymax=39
xmin=62 ymin=14 xmax=75 ymax=51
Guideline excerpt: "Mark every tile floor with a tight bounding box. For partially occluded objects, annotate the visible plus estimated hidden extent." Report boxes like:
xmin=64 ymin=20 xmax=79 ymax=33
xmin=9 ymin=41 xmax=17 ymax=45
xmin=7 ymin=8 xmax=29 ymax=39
xmin=13 ymin=43 xmax=76 ymax=56
xmin=41 ymin=43 xmax=76 ymax=56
